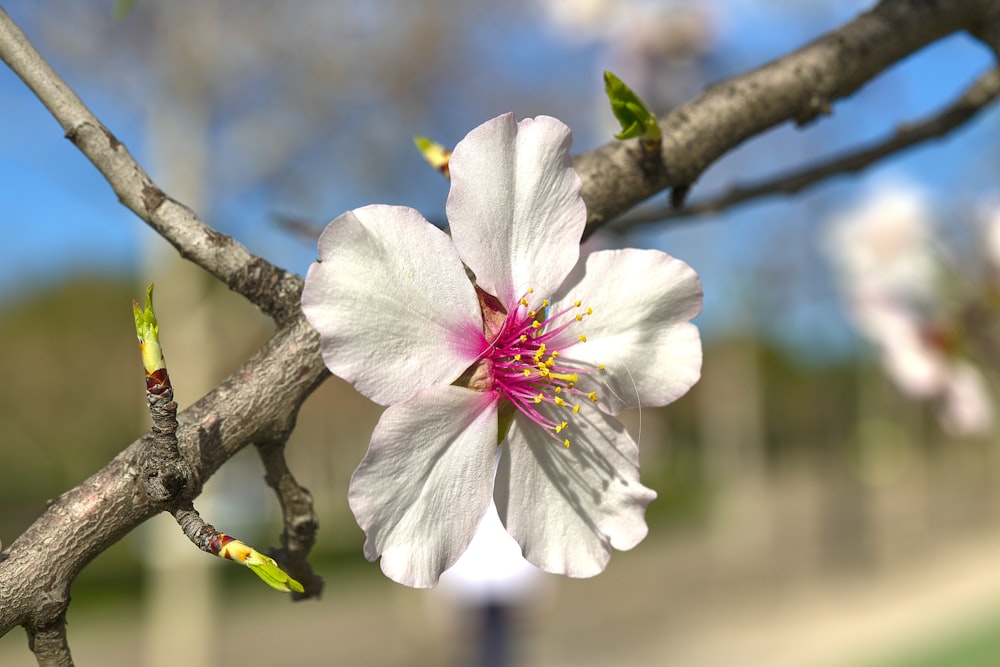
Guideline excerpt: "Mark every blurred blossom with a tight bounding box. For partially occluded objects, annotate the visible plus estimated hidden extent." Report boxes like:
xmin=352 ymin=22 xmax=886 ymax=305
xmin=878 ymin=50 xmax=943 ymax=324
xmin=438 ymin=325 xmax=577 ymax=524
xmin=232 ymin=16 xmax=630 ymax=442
xmin=939 ymin=360 xmax=993 ymax=436
xmin=826 ymin=185 xmax=940 ymax=311
xmin=826 ymin=184 xmax=994 ymax=436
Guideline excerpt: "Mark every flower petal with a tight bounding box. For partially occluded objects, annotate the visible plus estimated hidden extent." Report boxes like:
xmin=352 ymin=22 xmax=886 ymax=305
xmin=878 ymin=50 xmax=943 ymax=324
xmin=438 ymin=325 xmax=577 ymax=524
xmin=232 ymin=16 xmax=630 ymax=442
xmin=448 ymin=113 xmax=586 ymax=309
xmin=349 ymin=385 xmax=500 ymax=588
xmin=938 ymin=361 xmax=993 ymax=437
xmin=554 ymin=248 xmax=703 ymax=414
xmin=302 ymin=205 xmax=485 ymax=406
xmin=494 ymin=406 xmax=656 ymax=578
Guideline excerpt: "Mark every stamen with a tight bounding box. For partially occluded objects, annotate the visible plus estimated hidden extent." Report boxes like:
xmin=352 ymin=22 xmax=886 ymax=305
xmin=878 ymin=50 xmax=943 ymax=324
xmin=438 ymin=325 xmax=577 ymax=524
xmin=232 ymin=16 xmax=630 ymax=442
xmin=478 ymin=288 xmax=603 ymax=448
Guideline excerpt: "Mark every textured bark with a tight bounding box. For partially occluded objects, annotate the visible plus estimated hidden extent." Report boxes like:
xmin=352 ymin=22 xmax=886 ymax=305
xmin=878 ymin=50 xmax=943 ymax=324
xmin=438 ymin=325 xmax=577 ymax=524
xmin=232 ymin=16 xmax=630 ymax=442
xmin=0 ymin=1 xmax=998 ymax=664
xmin=575 ymin=0 xmax=1000 ymax=236
xmin=613 ymin=67 xmax=1000 ymax=229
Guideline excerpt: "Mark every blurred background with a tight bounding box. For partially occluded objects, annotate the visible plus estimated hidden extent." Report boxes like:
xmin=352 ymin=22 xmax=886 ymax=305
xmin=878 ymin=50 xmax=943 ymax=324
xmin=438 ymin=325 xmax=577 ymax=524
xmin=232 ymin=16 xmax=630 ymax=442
xmin=2 ymin=0 xmax=1000 ymax=665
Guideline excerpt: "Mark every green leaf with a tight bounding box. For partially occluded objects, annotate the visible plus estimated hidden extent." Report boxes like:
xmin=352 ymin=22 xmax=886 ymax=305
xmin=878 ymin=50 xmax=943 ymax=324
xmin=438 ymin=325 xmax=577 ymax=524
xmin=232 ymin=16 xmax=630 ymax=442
xmin=244 ymin=549 xmax=306 ymax=594
xmin=132 ymin=283 xmax=165 ymax=373
xmin=113 ymin=0 xmax=137 ymax=21
xmin=603 ymin=71 xmax=661 ymax=142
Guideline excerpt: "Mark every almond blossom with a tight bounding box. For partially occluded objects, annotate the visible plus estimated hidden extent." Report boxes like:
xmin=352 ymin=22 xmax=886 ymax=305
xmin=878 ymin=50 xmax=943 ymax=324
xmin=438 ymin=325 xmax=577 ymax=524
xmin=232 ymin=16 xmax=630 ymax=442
xmin=826 ymin=184 xmax=993 ymax=436
xmin=302 ymin=113 xmax=703 ymax=587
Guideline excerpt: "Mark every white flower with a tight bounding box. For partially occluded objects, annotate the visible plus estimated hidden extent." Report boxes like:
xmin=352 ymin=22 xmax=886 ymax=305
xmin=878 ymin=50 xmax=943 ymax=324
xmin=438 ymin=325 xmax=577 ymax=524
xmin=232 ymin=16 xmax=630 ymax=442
xmin=302 ymin=113 xmax=703 ymax=587
xmin=826 ymin=184 xmax=993 ymax=437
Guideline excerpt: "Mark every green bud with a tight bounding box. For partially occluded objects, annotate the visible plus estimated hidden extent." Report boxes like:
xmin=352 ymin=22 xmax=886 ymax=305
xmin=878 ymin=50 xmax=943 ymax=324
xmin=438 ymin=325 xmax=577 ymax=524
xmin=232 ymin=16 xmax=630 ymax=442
xmin=414 ymin=136 xmax=452 ymax=178
xmin=604 ymin=71 xmax=661 ymax=142
xmin=245 ymin=549 xmax=306 ymax=594
xmin=132 ymin=284 xmax=165 ymax=374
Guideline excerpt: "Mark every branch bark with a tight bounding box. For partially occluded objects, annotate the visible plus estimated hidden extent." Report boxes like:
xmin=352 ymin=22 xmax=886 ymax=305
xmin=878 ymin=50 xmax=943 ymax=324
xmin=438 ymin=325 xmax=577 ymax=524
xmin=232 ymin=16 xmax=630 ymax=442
xmin=1 ymin=0 xmax=999 ymax=663
xmin=610 ymin=66 xmax=1000 ymax=230
xmin=575 ymin=0 xmax=1000 ymax=238
xmin=0 ymin=315 xmax=328 ymax=644
xmin=0 ymin=8 xmax=303 ymax=324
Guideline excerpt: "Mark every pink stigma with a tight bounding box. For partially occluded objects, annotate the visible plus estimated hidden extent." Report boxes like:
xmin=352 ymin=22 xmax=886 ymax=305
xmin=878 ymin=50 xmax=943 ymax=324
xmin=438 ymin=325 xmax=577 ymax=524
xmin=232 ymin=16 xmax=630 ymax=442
xmin=479 ymin=289 xmax=599 ymax=447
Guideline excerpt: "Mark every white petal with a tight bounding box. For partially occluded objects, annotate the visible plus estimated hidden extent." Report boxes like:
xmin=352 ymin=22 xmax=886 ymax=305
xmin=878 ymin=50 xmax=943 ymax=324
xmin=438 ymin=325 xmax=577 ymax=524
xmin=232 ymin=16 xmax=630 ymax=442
xmin=302 ymin=205 xmax=485 ymax=406
xmin=553 ymin=248 xmax=703 ymax=414
xmin=448 ymin=113 xmax=586 ymax=309
xmin=349 ymin=385 xmax=500 ymax=588
xmin=938 ymin=361 xmax=993 ymax=437
xmin=494 ymin=407 xmax=656 ymax=578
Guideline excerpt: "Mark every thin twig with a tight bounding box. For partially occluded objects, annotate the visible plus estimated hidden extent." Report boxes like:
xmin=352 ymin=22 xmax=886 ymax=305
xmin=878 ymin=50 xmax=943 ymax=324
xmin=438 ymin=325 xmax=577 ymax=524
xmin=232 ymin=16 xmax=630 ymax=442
xmin=134 ymin=290 xmax=193 ymax=503
xmin=575 ymin=0 xmax=998 ymax=238
xmin=256 ymin=440 xmax=324 ymax=599
xmin=609 ymin=67 xmax=1000 ymax=231
xmin=26 ymin=617 xmax=73 ymax=667
xmin=2 ymin=0 xmax=999 ymax=657
xmin=0 ymin=8 xmax=303 ymax=323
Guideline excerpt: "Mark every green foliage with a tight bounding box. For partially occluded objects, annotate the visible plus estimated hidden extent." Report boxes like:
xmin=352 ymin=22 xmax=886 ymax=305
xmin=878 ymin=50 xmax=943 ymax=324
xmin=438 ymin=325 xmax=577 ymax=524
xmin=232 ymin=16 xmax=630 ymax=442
xmin=132 ymin=283 xmax=165 ymax=373
xmin=603 ymin=70 xmax=661 ymax=142
xmin=243 ymin=547 xmax=305 ymax=594
xmin=113 ymin=0 xmax=136 ymax=21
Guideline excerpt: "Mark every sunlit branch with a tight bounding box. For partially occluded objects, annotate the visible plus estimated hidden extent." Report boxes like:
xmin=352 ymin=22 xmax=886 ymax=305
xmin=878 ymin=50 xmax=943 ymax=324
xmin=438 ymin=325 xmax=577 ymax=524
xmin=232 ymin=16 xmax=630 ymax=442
xmin=26 ymin=616 xmax=73 ymax=667
xmin=255 ymin=440 xmax=324 ymax=599
xmin=576 ymin=0 xmax=1000 ymax=239
xmin=0 ymin=8 xmax=303 ymax=324
xmin=609 ymin=67 xmax=1000 ymax=231
xmin=1 ymin=0 xmax=999 ymax=660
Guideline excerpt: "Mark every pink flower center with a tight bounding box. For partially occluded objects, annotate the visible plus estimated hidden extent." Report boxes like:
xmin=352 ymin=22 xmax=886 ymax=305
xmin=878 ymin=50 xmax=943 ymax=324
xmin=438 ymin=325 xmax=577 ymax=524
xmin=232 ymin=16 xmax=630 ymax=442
xmin=477 ymin=288 xmax=601 ymax=447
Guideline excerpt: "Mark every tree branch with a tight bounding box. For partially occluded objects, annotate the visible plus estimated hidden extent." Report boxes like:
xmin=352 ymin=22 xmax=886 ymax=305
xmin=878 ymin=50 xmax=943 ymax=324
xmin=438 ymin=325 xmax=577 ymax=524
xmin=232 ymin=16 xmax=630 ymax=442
xmin=609 ymin=67 xmax=1000 ymax=230
xmin=0 ymin=8 xmax=302 ymax=324
xmin=255 ymin=440 xmax=324 ymax=599
xmin=25 ymin=615 xmax=73 ymax=667
xmin=2 ymin=0 xmax=999 ymax=662
xmin=574 ymin=0 xmax=999 ymax=238
xmin=0 ymin=316 xmax=329 ymax=640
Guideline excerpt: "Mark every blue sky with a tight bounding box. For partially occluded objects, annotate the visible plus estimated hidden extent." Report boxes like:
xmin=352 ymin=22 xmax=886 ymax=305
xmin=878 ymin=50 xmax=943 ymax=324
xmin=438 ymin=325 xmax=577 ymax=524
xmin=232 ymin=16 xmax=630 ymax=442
xmin=1 ymin=1 xmax=997 ymax=362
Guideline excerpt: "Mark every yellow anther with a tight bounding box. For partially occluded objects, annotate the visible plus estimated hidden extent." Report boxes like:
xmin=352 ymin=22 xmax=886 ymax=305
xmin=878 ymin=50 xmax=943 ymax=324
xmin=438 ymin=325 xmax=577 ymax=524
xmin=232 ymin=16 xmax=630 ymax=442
xmin=520 ymin=297 xmax=529 ymax=307
xmin=513 ymin=354 xmax=521 ymax=361
xmin=575 ymin=314 xmax=583 ymax=321
xmin=563 ymin=438 xmax=571 ymax=448
xmin=542 ymin=299 xmax=550 ymax=307
xmin=532 ymin=321 xmax=542 ymax=329
xmin=551 ymin=350 xmax=560 ymax=358
xmin=528 ymin=310 xmax=536 ymax=318
xmin=586 ymin=307 xmax=593 ymax=315
xmin=578 ymin=335 xmax=587 ymax=342
xmin=535 ymin=394 xmax=543 ymax=403
xmin=527 ymin=288 xmax=534 ymax=293
xmin=598 ymin=364 xmax=605 ymax=370
xmin=554 ymin=397 xmax=567 ymax=407
xmin=554 ymin=387 xmax=562 ymax=394
xmin=588 ymin=392 xmax=598 ymax=402
xmin=520 ymin=335 xmax=528 ymax=342
xmin=572 ymin=405 xmax=581 ymax=414
xmin=573 ymin=300 xmax=581 ymax=307
xmin=523 ymin=369 xmax=532 ymax=377
xmin=554 ymin=423 xmax=564 ymax=433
